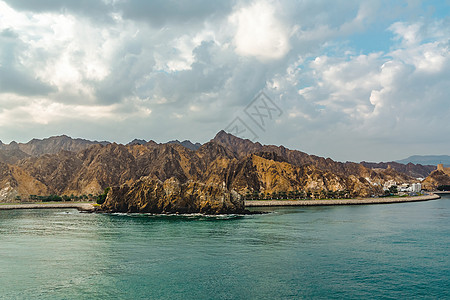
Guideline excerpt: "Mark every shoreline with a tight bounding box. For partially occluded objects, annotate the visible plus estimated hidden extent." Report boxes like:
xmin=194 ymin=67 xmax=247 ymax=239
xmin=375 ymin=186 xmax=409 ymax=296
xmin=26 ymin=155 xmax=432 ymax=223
xmin=245 ymin=194 xmax=441 ymax=207
xmin=0 ymin=202 xmax=96 ymax=212
xmin=0 ymin=194 xmax=442 ymax=212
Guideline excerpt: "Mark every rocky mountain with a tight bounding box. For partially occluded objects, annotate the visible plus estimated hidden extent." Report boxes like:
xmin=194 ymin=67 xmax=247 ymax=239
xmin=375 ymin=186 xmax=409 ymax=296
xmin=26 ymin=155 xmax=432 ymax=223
xmin=0 ymin=161 xmax=48 ymax=201
xmin=0 ymin=148 xmax=30 ymax=165
xmin=212 ymin=131 xmax=415 ymax=180
xmin=0 ymin=131 xmax=419 ymax=206
xmin=396 ymin=155 xmax=450 ymax=168
xmin=422 ymin=164 xmax=450 ymax=190
xmin=360 ymin=161 xmax=435 ymax=178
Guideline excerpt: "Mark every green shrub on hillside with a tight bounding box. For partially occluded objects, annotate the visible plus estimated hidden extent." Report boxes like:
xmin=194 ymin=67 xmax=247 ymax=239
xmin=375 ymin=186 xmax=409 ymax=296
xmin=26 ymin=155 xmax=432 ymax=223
xmin=96 ymin=187 xmax=110 ymax=205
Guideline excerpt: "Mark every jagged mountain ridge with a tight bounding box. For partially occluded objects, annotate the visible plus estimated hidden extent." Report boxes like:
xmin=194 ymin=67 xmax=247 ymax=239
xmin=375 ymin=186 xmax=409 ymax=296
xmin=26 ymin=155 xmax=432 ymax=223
xmin=213 ymin=131 xmax=428 ymax=178
xmin=2 ymin=132 xmax=433 ymax=178
xmin=0 ymin=131 xmax=418 ymax=202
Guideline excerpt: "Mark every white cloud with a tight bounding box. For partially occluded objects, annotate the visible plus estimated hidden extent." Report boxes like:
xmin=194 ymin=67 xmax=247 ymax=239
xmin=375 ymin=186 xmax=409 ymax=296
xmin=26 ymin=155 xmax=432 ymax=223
xmin=0 ymin=0 xmax=449 ymax=162
xmin=229 ymin=0 xmax=290 ymax=60
xmin=389 ymin=22 xmax=423 ymax=46
xmin=278 ymin=19 xmax=450 ymax=161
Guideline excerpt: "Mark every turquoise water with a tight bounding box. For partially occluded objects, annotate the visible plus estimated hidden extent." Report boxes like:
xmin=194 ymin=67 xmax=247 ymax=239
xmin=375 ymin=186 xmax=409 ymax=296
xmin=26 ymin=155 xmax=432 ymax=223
xmin=1 ymin=196 xmax=449 ymax=299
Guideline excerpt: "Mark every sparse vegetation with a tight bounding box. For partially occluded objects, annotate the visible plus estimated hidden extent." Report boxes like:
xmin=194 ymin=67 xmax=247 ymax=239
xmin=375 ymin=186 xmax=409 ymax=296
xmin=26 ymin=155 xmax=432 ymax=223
xmin=27 ymin=193 xmax=96 ymax=202
xmin=29 ymin=194 xmax=62 ymax=202
xmin=389 ymin=185 xmax=398 ymax=195
xmin=242 ymin=189 xmax=351 ymax=200
xmin=437 ymin=185 xmax=450 ymax=191
xmin=96 ymin=187 xmax=110 ymax=205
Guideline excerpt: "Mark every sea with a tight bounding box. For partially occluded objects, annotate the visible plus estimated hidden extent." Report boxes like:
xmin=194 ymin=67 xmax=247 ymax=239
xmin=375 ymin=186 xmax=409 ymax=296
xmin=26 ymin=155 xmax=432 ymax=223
xmin=1 ymin=195 xmax=449 ymax=299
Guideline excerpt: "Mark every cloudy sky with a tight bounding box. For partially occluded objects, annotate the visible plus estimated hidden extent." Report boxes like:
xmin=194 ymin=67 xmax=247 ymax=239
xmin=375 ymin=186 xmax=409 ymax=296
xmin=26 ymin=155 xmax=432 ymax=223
xmin=0 ymin=0 xmax=449 ymax=162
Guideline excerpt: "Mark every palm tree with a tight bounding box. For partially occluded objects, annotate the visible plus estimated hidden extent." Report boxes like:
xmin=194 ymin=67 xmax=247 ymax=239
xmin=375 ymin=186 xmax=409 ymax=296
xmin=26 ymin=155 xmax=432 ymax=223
xmin=288 ymin=191 xmax=295 ymax=199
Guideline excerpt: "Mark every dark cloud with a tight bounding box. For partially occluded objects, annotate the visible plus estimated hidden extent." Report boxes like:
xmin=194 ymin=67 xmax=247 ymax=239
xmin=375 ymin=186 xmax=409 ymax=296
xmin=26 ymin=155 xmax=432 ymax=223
xmin=3 ymin=0 xmax=234 ymax=27
xmin=117 ymin=0 xmax=233 ymax=27
xmin=2 ymin=0 xmax=113 ymax=22
xmin=0 ymin=29 xmax=55 ymax=96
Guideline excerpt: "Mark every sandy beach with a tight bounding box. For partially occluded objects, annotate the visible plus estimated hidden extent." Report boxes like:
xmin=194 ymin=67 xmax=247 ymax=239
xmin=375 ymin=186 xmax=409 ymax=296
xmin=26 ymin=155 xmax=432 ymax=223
xmin=245 ymin=194 xmax=441 ymax=207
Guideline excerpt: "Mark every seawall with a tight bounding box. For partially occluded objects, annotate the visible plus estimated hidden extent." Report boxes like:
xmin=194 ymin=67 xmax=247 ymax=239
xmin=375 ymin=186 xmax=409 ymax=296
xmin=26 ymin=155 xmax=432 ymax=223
xmin=0 ymin=203 xmax=96 ymax=212
xmin=245 ymin=194 xmax=441 ymax=207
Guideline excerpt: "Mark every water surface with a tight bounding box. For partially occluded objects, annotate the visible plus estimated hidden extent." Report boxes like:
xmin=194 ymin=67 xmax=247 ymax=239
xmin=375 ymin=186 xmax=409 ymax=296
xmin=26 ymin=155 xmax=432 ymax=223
xmin=1 ymin=195 xmax=449 ymax=299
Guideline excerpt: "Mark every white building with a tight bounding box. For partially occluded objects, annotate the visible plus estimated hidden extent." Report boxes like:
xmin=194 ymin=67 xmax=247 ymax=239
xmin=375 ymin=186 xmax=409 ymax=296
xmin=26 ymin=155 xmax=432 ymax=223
xmin=397 ymin=183 xmax=422 ymax=193
xmin=410 ymin=183 xmax=421 ymax=193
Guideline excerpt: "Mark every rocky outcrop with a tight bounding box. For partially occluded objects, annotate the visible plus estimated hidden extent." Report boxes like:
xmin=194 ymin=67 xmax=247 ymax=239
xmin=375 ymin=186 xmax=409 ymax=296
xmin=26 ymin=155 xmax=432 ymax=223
xmin=102 ymin=177 xmax=245 ymax=214
xmin=422 ymin=169 xmax=450 ymax=190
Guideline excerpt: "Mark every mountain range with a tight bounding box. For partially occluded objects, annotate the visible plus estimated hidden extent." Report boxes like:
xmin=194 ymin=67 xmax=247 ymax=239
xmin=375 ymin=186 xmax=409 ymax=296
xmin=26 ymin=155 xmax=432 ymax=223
xmin=0 ymin=131 xmax=446 ymax=205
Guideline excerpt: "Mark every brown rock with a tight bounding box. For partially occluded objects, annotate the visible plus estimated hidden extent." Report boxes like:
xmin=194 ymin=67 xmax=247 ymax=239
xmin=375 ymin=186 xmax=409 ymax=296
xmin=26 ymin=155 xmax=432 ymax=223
xmin=101 ymin=176 xmax=245 ymax=214
xmin=422 ymin=169 xmax=450 ymax=190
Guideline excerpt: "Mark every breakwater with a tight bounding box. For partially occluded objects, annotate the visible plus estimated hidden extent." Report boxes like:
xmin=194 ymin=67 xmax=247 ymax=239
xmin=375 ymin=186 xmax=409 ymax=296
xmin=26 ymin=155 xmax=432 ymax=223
xmin=245 ymin=194 xmax=441 ymax=207
xmin=0 ymin=203 xmax=95 ymax=212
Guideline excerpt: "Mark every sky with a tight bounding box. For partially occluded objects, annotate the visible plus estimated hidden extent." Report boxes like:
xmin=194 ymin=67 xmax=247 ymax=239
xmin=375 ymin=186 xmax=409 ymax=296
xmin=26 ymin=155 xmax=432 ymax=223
xmin=0 ymin=0 xmax=449 ymax=162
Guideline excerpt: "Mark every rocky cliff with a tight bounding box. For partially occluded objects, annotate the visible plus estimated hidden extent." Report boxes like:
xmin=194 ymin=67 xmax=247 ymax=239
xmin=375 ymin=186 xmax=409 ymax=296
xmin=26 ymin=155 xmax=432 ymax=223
xmin=102 ymin=177 xmax=245 ymax=214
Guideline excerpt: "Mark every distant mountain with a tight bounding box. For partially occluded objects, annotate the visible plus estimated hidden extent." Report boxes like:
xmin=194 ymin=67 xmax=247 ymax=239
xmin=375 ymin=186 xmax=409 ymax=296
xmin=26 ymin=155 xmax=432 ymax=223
xmin=396 ymin=155 xmax=450 ymax=167
xmin=0 ymin=135 xmax=109 ymax=158
xmin=167 ymin=140 xmax=202 ymax=151
xmin=360 ymin=161 xmax=435 ymax=179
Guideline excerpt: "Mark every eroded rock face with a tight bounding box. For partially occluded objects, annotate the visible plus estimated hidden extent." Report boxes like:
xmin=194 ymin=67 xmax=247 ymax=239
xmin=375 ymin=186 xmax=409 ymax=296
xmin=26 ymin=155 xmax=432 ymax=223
xmin=101 ymin=177 xmax=245 ymax=214
xmin=422 ymin=170 xmax=450 ymax=190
